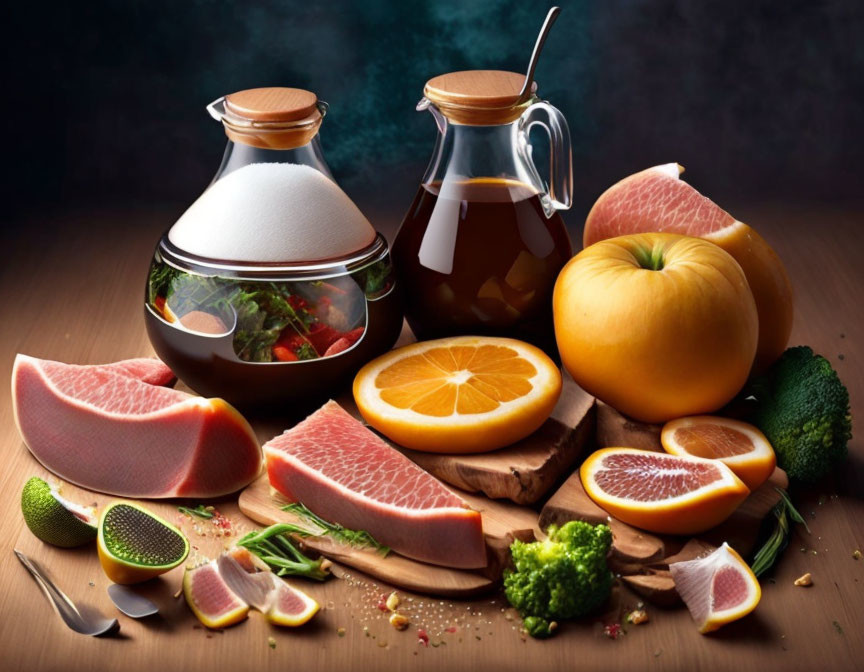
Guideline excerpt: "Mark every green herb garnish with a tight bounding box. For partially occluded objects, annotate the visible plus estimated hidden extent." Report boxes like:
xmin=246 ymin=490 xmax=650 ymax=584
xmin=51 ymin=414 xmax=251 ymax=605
xmin=237 ymin=524 xmax=331 ymax=581
xmin=146 ymin=260 xmax=369 ymax=363
xmin=178 ymin=504 xmax=214 ymax=519
xmin=750 ymin=488 xmax=810 ymax=577
xmin=282 ymin=502 xmax=390 ymax=556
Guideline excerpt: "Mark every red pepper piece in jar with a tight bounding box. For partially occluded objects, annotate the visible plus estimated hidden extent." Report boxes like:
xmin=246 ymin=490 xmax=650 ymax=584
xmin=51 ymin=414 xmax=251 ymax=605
xmin=272 ymin=345 xmax=299 ymax=362
xmin=305 ymin=323 xmax=341 ymax=355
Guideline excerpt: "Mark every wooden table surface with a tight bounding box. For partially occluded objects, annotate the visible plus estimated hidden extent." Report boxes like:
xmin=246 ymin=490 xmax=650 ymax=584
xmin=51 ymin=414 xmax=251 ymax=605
xmin=1 ymin=205 xmax=862 ymax=672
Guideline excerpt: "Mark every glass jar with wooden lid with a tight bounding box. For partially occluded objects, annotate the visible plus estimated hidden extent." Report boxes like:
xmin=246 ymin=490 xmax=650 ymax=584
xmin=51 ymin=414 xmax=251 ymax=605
xmin=392 ymin=70 xmax=573 ymax=355
xmin=143 ymin=87 xmax=403 ymax=409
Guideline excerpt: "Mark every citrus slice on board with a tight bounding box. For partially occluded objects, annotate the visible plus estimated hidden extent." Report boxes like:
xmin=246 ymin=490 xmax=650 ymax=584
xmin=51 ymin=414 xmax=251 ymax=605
xmin=579 ymin=448 xmax=750 ymax=535
xmin=661 ymin=416 xmax=776 ymax=490
xmin=353 ymin=336 xmax=562 ymax=453
xmin=669 ymin=542 xmax=761 ymax=633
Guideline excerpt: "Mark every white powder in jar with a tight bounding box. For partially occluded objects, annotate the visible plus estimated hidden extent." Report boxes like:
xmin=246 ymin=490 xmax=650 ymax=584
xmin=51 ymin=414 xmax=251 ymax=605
xmin=168 ymin=162 xmax=376 ymax=262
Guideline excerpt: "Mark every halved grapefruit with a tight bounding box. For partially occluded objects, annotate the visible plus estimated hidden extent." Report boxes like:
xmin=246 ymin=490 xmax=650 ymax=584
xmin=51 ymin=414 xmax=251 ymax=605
xmin=669 ymin=542 xmax=761 ymax=633
xmin=353 ymin=336 xmax=561 ymax=453
xmin=580 ymin=448 xmax=750 ymax=535
xmin=661 ymin=416 xmax=776 ymax=490
xmin=583 ymin=163 xmax=793 ymax=372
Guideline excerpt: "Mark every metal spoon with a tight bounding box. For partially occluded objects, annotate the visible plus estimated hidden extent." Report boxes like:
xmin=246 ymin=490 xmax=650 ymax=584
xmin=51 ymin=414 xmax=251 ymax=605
xmin=14 ymin=550 xmax=119 ymax=636
xmin=517 ymin=6 xmax=562 ymax=103
xmin=107 ymin=584 xmax=160 ymax=619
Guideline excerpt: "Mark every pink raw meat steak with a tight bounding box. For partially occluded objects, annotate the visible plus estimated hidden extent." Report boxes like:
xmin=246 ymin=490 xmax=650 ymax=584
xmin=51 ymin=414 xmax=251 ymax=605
xmin=12 ymin=354 xmax=262 ymax=498
xmin=97 ymin=358 xmax=177 ymax=387
xmin=264 ymin=401 xmax=487 ymax=569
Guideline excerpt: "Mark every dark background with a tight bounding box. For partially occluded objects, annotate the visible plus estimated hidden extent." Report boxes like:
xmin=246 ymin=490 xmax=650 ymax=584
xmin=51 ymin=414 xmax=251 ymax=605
xmin=2 ymin=0 xmax=863 ymax=232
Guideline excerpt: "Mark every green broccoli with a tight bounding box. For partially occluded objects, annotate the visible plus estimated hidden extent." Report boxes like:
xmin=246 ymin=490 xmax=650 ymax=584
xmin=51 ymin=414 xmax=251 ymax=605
xmin=504 ymin=520 xmax=613 ymax=638
xmin=751 ymin=346 xmax=851 ymax=483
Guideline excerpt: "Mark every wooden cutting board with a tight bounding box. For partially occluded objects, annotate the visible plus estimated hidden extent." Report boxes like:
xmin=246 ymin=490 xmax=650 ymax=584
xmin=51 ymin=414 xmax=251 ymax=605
xmin=239 ymin=474 xmax=541 ymax=598
xmin=401 ymin=376 xmax=595 ymax=504
xmin=538 ymin=465 xmax=789 ymax=604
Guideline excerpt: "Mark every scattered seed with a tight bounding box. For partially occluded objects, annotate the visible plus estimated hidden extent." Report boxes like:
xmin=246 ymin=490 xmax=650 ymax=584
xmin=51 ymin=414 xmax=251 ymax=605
xmin=832 ymin=620 xmax=843 ymax=635
xmin=337 ymin=627 xmax=346 ymax=637
xmin=794 ymin=573 xmax=813 ymax=587
xmin=268 ymin=637 xmax=276 ymax=649
xmin=386 ymin=591 xmax=401 ymax=612
xmin=389 ymin=612 xmax=410 ymax=630
xmin=853 ymin=550 xmax=862 ymax=560
xmin=626 ymin=609 xmax=649 ymax=625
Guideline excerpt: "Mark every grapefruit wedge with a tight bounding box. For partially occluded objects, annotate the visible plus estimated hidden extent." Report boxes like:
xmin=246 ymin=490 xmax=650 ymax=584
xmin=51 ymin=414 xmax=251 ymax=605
xmin=583 ymin=164 xmax=793 ymax=371
xmin=580 ymin=448 xmax=750 ymax=535
xmin=669 ymin=542 xmax=761 ymax=633
xmin=266 ymin=579 xmax=320 ymax=627
xmin=661 ymin=416 xmax=776 ymax=490
xmin=12 ymin=354 xmax=262 ymax=498
xmin=183 ymin=561 xmax=250 ymax=629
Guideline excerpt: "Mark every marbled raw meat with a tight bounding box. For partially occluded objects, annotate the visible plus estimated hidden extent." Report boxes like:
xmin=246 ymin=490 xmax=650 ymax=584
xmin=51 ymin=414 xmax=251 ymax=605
xmin=97 ymin=358 xmax=177 ymax=386
xmin=12 ymin=354 xmax=261 ymax=497
xmin=264 ymin=401 xmax=486 ymax=569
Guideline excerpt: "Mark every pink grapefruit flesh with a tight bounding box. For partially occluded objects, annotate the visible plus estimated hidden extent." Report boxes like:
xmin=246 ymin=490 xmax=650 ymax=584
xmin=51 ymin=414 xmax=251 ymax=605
xmin=183 ymin=561 xmax=249 ymax=629
xmin=583 ymin=163 xmax=793 ymax=371
xmin=264 ymin=400 xmax=487 ymax=569
xmin=580 ymin=448 xmax=750 ymax=535
xmin=669 ymin=542 xmax=761 ymax=633
xmin=12 ymin=354 xmax=262 ymax=498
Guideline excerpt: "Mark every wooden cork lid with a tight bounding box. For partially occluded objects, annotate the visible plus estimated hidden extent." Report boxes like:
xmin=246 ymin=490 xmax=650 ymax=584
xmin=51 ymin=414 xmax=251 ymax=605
xmin=424 ymin=70 xmax=537 ymax=125
xmin=220 ymin=87 xmax=324 ymax=149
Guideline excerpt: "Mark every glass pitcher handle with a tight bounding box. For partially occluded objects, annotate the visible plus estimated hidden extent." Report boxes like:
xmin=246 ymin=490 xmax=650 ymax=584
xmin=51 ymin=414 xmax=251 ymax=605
xmin=517 ymin=101 xmax=573 ymax=212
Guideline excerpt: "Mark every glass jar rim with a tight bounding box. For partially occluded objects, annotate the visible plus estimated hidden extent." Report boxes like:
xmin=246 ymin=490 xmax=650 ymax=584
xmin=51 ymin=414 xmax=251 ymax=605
xmin=157 ymin=231 xmax=390 ymax=281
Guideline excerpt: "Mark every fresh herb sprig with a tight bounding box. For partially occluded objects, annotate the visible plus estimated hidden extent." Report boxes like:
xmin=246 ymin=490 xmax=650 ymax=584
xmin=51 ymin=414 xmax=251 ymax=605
xmin=750 ymin=488 xmax=810 ymax=577
xmin=237 ymin=524 xmax=331 ymax=581
xmin=282 ymin=502 xmax=390 ymax=556
xmin=178 ymin=504 xmax=214 ymax=519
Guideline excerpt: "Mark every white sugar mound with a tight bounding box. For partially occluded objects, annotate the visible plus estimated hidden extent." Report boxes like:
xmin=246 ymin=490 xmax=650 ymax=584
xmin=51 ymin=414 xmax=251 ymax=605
xmin=168 ymin=163 xmax=376 ymax=263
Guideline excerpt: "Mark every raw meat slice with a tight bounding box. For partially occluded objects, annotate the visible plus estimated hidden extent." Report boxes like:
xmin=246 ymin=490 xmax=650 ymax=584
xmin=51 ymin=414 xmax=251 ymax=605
xmin=12 ymin=354 xmax=262 ymax=498
xmin=96 ymin=358 xmax=177 ymax=386
xmin=264 ymin=401 xmax=487 ymax=569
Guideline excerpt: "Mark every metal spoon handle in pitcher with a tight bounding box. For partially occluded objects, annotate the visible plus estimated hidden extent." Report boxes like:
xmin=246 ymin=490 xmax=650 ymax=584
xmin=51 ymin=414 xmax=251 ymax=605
xmin=518 ymin=6 xmax=562 ymax=104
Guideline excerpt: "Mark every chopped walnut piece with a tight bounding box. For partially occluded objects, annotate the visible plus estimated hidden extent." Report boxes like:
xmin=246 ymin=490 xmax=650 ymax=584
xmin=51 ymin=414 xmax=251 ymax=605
xmin=794 ymin=573 xmax=813 ymax=587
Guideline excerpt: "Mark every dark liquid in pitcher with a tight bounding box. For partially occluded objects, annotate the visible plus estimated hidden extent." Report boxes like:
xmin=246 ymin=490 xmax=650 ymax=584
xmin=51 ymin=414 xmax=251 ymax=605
xmin=393 ymin=178 xmax=572 ymax=354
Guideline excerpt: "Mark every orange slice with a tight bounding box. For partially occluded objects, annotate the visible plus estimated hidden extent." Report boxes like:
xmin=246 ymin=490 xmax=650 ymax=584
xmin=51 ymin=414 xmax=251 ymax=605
xmin=353 ymin=336 xmax=562 ymax=453
xmin=661 ymin=416 xmax=776 ymax=490
xmin=669 ymin=542 xmax=761 ymax=633
xmin=580 ymin=448 xmax=750 ymax=535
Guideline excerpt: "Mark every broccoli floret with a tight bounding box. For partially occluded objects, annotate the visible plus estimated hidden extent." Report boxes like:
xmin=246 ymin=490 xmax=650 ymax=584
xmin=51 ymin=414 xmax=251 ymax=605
xmin=504 ymin=521 xmax=613 ymax=638
xmin=752 ymin=346 xmax=851 ymax=483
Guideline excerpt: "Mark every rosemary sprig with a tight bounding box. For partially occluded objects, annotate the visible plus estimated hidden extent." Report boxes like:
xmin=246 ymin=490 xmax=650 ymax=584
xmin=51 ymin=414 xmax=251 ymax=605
xmin=281 ymin=502 xmax=390 ymax=556
xmin=178 ymin=504 xmax=214 ymax=519
xmin=750 ymin=488 xmax=810 ymax=577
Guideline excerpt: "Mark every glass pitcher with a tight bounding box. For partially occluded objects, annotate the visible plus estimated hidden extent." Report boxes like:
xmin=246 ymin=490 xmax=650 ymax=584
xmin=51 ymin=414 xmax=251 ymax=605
xmin=392 ymin=70 xmax=573 ymax=355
